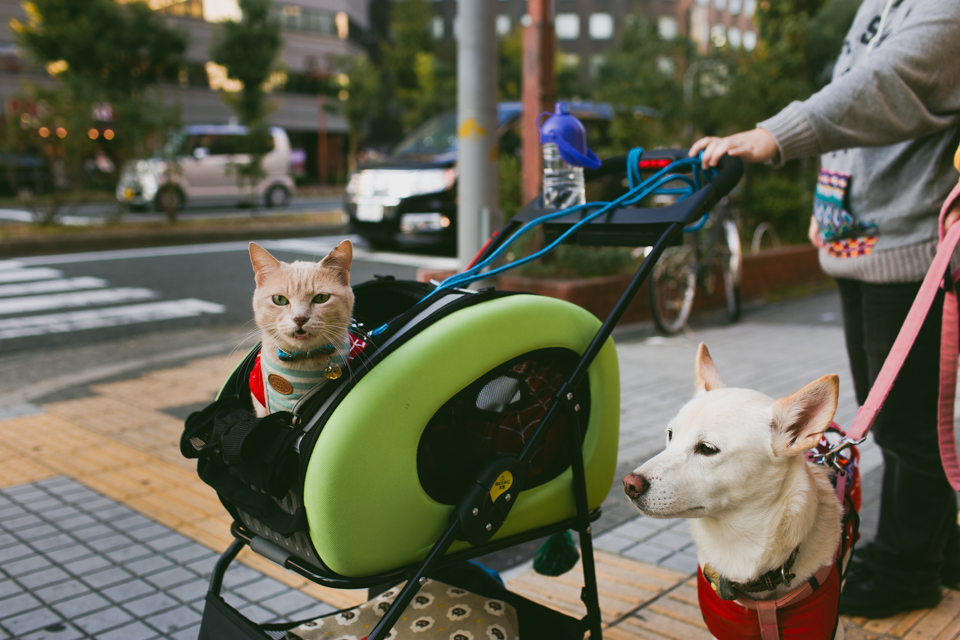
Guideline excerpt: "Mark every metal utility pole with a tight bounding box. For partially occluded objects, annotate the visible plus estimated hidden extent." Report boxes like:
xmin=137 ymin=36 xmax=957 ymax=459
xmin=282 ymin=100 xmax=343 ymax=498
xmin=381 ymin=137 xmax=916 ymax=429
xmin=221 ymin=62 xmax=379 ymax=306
xmin=457 ymin=0 xmax=499 ymax=269
xmin=522 ymin=0 xmax=555 ymax=205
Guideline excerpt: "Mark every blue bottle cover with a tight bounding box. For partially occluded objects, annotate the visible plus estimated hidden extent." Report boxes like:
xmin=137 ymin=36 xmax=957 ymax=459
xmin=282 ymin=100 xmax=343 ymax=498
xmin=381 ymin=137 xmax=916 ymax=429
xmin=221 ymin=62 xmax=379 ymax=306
xmin=537 ymin=102 xmax=601 ymax=170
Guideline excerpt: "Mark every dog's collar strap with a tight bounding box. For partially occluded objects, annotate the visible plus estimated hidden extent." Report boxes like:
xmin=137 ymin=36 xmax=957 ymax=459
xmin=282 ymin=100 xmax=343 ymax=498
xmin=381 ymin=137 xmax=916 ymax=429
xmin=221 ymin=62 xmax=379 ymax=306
xmin=702 ymin=546 xmax=800 ymax=601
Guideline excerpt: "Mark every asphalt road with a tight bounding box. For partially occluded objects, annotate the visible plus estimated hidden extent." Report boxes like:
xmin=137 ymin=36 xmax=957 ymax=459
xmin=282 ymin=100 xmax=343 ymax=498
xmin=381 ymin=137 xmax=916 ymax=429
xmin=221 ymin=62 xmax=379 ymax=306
xmin=0 ymin=236 xmax=460 ymax=408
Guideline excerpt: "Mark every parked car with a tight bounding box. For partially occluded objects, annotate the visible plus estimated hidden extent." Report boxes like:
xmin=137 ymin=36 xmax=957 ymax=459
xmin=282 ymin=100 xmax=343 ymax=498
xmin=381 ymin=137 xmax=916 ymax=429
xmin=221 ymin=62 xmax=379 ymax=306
xmin=344 ymin=101 xmax=635 ymax=250
xmin=117 ymin=125 xmax=295 ymax=211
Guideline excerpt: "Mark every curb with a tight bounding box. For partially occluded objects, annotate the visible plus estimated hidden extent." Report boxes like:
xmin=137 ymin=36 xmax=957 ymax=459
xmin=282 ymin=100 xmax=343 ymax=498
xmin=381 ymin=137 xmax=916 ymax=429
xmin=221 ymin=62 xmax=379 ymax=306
xmin=0 ymin=221 xmax=351 ymax=258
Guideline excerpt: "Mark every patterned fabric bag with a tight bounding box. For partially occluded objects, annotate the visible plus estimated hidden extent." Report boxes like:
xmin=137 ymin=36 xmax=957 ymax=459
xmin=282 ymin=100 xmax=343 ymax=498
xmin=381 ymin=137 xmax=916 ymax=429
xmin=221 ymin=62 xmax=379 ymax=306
xmin=813 ymin=169 xmax=878 ymax=258
xmin=285 ymin=579 xmax=520 ymax=640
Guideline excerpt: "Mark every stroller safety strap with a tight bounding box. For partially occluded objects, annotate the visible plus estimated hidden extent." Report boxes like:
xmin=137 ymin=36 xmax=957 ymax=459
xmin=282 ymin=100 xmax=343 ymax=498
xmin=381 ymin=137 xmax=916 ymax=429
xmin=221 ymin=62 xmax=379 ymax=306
xmin=844 ymin=182 xmax=960 ymax=489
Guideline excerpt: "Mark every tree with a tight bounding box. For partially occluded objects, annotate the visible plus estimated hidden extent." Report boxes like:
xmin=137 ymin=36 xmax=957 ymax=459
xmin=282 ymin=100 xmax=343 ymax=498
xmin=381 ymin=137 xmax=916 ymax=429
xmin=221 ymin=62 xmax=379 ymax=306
xmin=9 ymin=0 xmax=186 ymax=223
xmin=340 ymin=0 xmax=456 ymax=166
xmin=210 ymin=0 xmax=283 ymax=208
xmin=592 ymin=15 xmax=693 ymax=150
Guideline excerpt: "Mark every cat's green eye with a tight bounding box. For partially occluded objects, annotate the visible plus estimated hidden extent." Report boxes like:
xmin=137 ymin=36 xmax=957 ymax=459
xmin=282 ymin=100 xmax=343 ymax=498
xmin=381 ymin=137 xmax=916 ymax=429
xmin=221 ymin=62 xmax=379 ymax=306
xmin=312 ymin=293 xmax=331 ymax=304
xmin=272 ymin=294 xmax=289 ymax=306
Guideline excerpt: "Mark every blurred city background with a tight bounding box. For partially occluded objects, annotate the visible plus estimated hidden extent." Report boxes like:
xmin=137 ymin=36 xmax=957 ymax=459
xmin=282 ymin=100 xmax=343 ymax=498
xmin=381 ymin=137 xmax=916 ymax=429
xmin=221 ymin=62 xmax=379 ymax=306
xmin=0 ymin=0 xmax=858 ymax=252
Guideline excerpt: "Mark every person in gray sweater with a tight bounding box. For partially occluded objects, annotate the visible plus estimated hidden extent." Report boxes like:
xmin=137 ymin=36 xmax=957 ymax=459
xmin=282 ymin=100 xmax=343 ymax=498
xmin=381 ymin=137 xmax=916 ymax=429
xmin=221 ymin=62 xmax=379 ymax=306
xmin=691 ymin=0 xmax=960 ymax=619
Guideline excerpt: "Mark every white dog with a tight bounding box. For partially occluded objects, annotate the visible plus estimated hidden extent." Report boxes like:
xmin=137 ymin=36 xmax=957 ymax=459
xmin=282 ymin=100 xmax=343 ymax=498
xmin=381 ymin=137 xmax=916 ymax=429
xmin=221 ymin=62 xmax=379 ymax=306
xmin=623 ymin=344 xmax=845 ymax=640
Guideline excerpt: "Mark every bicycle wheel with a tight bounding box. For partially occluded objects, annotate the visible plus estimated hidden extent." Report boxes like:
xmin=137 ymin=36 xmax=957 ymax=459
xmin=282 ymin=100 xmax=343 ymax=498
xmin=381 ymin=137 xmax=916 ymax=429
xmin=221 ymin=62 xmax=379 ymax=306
xmin=649 ymin=243 xmax=697 ymax=334
xmin=720 ymin=217 xmax=743 ymax=322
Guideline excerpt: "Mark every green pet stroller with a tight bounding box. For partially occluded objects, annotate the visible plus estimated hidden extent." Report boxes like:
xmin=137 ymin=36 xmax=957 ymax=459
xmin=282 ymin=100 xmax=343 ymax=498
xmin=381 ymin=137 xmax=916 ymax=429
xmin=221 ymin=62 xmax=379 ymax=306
xmin=180 ymin=148 xmax=744 ymax=640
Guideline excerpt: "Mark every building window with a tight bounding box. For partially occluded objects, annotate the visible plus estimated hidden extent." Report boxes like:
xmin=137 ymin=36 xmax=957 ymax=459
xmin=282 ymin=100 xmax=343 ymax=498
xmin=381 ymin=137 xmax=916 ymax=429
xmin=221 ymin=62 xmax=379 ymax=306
xmin=729 ymin=0 xmax=742 ymax=15
xmin=710 ymin=23 xmax=726 ymax=47
xmin=744 ymin=0 xmax=757 ymax=16
xmin=588 ymin=13 xmax=614 ymax=39
xmin=657 ymin=16 xmax=678 ymax=40
xmin=496 ymin=14 xmax=511 ymax=36
xmin=555 ymin=13 xmax=580 ymax=40
xmin=155 ymin=0 xmax=204 ymax=19
xmin=728 ymin=26 xmax=741 ymax=49
xmin=432 ymin=15 xmax=444 ymax=39
xmin=743 ymin=29 xmax=757 ymax=51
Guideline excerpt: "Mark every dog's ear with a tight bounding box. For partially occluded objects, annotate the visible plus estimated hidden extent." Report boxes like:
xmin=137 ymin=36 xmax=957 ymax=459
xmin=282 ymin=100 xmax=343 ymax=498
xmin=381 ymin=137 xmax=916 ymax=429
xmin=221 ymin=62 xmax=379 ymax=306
xmin=771 ymin=374 xmax=839 ymax=455
xmin=694 ymin=343 xmax=726 ymax=396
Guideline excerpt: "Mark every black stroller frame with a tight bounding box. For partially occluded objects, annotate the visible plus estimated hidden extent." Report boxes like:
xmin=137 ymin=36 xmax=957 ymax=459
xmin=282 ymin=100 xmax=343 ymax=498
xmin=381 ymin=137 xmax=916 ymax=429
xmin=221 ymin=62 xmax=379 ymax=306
xmin=196 ymin=149 xmax=743 ymax=640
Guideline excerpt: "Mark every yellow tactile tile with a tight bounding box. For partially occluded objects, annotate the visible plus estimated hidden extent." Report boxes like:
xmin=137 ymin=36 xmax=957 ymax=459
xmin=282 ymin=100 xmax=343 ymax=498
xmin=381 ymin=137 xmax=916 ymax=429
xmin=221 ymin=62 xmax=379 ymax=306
xmin=0 ymin=442 xmax=57 ymax=488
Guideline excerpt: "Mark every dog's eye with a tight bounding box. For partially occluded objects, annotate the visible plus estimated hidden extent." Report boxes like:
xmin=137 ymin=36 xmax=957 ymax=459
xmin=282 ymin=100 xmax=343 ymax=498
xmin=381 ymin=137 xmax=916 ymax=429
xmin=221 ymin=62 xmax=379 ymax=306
xmin=666 ymin=429 xmax=673 ymax=442
xmin=695 ymin=442 xmax=720 ymax=456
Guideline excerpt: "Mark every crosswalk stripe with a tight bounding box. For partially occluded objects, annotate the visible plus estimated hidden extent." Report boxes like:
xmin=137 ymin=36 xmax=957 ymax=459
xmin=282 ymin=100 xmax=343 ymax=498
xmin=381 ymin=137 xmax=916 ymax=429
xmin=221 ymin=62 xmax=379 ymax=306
xmin=0 ymin=277 xmax=109 ymax=298
xmin=0 ymin=299 xmax=227 ymax=339
xmin=0 ymin=260 xmax=26 ymax=271
xmin=0 ymin=288 xmax=158 ymax=316
xmin=0 ymin=267 xmax=63 ymax=284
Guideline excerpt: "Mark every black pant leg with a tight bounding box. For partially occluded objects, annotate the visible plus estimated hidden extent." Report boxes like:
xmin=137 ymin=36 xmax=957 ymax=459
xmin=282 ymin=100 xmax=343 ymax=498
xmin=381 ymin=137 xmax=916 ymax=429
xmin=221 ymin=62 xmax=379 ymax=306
xmin=839 ymin=279 xmax=957 ymax=584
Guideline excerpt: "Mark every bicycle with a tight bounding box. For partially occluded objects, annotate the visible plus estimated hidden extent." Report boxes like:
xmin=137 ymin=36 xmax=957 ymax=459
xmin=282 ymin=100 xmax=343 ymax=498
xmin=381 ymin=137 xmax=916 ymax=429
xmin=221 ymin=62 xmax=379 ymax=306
xmin=648 ymin=197 xmax=743 ymax=334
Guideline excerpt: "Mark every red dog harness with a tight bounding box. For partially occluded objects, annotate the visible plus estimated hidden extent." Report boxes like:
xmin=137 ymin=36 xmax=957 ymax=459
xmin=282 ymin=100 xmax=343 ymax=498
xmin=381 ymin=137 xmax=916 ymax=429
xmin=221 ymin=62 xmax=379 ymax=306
xmin=697 ymin=562 xmax=839 ymax=640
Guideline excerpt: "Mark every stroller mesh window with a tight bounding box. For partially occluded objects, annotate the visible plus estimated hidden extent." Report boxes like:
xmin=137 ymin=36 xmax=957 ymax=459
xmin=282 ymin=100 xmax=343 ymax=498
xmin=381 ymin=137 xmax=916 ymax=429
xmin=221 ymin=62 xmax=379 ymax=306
xmin=417 ymin=348 xmax=591 ymax=505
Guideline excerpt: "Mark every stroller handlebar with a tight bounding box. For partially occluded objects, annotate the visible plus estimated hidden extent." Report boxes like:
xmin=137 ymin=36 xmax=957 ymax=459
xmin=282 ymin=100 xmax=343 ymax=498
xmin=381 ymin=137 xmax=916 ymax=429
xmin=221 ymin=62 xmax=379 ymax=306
xmin=585 ymin=148 xmax=744 ymax=203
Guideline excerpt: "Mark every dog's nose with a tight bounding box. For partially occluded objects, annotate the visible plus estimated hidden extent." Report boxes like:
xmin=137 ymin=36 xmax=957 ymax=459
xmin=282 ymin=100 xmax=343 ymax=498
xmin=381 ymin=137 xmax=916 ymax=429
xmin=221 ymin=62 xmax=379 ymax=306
xmin=623 ymin=472 xmax=649 ymax=499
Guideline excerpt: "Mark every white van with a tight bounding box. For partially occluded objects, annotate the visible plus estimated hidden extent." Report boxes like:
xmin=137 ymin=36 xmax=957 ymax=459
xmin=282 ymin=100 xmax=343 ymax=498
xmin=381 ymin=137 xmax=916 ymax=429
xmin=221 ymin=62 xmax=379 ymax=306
xmin=117 ymin=125 xmax=295 ymax=210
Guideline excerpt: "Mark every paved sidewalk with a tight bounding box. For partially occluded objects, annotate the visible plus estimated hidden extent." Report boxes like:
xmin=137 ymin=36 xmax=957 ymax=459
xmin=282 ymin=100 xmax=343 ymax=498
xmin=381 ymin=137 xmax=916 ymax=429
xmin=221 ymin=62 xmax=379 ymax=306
xmin=0 ymin=287 xmax=945 ymax=639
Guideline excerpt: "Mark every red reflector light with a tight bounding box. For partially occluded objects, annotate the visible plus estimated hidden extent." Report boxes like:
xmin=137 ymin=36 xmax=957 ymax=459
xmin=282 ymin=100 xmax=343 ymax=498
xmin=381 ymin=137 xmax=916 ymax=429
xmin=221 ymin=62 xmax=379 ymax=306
xmin=638 ymin=158 xmax=672 ymax=170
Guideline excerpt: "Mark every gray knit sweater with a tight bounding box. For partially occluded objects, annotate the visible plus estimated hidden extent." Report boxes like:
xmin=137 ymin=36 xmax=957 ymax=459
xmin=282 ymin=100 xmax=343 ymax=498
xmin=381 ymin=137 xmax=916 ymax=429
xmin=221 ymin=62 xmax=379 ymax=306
xmin=758 ymin=0 xmax=960 ymax=283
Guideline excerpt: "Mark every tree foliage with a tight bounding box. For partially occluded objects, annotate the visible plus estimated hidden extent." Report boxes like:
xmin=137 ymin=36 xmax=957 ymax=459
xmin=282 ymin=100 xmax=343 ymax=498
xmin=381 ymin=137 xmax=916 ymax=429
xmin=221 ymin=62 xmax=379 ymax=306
xmin=210 ymin=0 xmax=282 ymax=126
xmin=9 ymin=0 xmax=186 ymax=222
xmin=340 ymin=0 xmax=456 ymax=162
xmin=209 ymin=0 xmax=283 ymax=204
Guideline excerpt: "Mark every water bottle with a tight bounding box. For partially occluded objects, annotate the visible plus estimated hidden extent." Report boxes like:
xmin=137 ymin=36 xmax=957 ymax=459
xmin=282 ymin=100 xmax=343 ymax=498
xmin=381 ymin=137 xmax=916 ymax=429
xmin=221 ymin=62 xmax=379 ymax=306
xmin=539 ymin=102 xmax=601 ymax=209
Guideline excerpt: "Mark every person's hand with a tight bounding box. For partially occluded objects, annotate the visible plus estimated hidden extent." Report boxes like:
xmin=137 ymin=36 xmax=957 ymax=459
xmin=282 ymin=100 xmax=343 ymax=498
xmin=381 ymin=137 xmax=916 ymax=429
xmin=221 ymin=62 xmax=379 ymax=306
xmin=945 ymin=196 xmax=960 ymax=234
xmin=808 ymin=216 xmax=823 ymax=248
xmin=689 ymin=129 xmax=780 ymax=169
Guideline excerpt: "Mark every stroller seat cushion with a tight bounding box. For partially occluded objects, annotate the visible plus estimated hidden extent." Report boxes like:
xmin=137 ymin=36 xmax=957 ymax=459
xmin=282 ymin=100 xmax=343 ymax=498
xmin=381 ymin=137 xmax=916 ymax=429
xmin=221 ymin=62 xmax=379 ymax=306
xmin=285 ymin=579 xmax=519 ymax=640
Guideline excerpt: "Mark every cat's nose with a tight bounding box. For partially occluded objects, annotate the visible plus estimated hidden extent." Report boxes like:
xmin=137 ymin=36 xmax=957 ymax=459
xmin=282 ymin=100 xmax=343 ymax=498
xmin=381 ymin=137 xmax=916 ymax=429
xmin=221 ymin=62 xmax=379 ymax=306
xmin=293 ymin=316 xmax=309 ymax=327
xmin=623 ymin=472 xmax=649 ymax=499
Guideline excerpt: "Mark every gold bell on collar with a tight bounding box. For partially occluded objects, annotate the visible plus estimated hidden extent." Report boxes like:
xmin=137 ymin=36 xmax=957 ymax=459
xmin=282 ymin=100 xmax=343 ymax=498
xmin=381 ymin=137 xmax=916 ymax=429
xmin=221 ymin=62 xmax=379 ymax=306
xmin=324 ymin=363 xmax=342 ymax=380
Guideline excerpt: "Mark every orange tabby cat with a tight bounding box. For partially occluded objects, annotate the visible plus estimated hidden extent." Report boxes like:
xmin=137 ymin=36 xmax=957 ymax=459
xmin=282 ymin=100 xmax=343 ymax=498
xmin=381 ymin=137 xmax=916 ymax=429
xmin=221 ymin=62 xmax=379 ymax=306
xmin=248 ymin=241 xmax=355 ymax=417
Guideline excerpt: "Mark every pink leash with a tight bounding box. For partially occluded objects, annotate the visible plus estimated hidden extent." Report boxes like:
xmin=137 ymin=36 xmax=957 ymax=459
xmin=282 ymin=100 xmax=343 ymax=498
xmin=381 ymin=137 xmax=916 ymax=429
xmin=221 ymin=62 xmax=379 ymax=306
xmin=844 ymin=182 xmax=960 ymax=490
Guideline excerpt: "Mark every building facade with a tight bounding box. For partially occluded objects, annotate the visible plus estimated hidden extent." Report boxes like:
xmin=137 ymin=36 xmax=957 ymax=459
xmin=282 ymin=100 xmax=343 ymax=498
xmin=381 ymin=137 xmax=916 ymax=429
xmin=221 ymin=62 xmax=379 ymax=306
xmin=0 ymin=0 xmax=367 ymax=183
xmin=426 ymin=0 xmax=759 ymax=86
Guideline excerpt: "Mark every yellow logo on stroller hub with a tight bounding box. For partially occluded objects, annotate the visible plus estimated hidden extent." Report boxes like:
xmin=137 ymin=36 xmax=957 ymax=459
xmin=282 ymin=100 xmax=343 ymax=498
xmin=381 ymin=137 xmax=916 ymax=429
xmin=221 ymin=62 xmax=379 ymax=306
xmin=490 ymin=471 xmax=513 ymax=502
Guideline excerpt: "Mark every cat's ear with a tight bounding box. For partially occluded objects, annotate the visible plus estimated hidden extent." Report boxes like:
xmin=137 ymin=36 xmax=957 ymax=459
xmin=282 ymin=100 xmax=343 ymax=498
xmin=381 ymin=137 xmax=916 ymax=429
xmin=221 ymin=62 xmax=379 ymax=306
xmin=249 ymin=242 xmax=281 ymax=286
xmin=320 ymin=240 xmax=353 ymax=286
